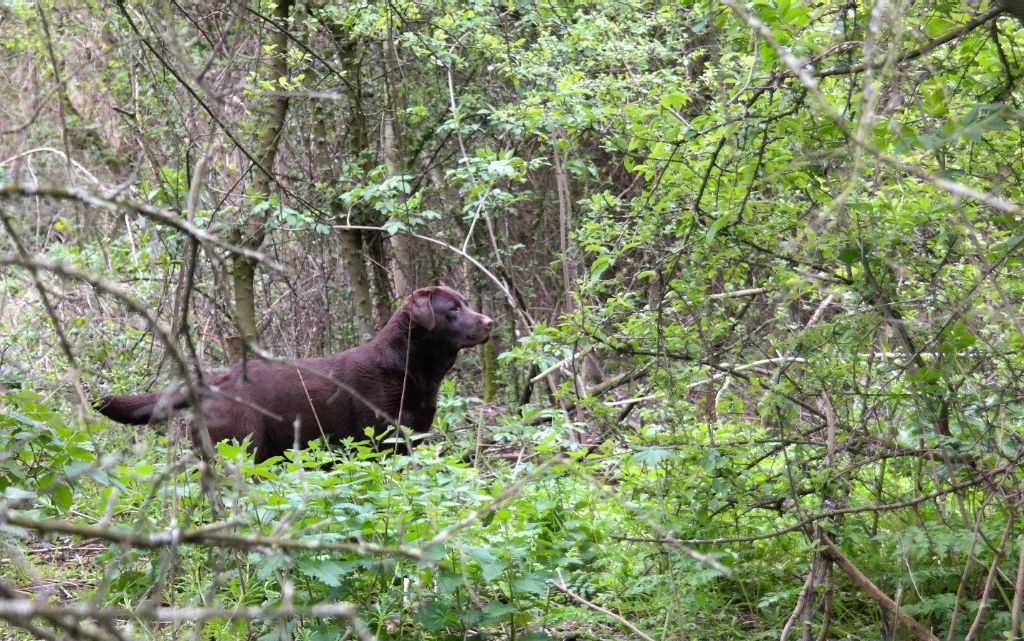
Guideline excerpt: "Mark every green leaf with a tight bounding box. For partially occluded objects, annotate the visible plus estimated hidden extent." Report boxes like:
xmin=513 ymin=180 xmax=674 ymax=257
xmin=49 ymin=482 xmax=72 ymax=511
xmin=838 ymin=245 xmax=861 ymax=265
xmin=417 ymin=600 xmax=456 ymax=630
xmin=436 ymin=572 xmax=464 ymax=594
xmin=511 ymin=571 xmax=553 ymax=595
xmin=628 ymin=446 xmax=674 ymax=467
xmin=464 ymin=545 xmax=508 ymax=581
xmin=943 ymin=320 xmax=977 ymax=351
xmin=705 ymin=213 xmax=733 ymax=245
xmin=480 ymin=600 xmax=518 ymax=621
xmin=923 ymin=17 xmax=954 ymax=38
xmin=296 ymin=558 xmax=351 ymax=586
xmin=660 ymin=92 xmax=687 ymax=110
xmin=589 ymin=255 xmax=612 ymax=285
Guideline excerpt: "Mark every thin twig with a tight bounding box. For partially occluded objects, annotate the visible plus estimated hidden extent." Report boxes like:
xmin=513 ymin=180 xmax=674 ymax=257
xmin=964 ymin=514 xmax=1016 ymax=641
xmin=707 ymin=287 xmax=766 ymax=299
xmin=0 ymin=510 xmax=427 ymax=563
xmin=0 ymin=183 xmax=284 ymax=270
xmin=547 ymin=571 xmax=657 ymax=641
xmin=1011 ymin=533 xmax=1024 ymax=638
xmin=0 ymin=148 xmax=101 ymax=184
xmin=612 ymin=463 xmax=1011 ymax=546
xmin=819 ymin=534 xmax=939 ymax=641
xmin=812 ymin=7 xmax=1004 ymax=77
xmin=0 ymin=591 xmax=375 ymax=641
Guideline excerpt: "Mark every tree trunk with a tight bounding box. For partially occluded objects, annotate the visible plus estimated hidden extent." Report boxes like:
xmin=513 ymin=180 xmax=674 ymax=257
xmin=332 ymin=31 xmax=394 ymax=327
xmin=311 ymin=34 xmax=375 ymax=341
xmin=368 ymin=231 xmax=395 ymax=318
xmin=337 ymin=228 xmax=375 ymax=340
xmin=553 ymin=140 xmax=574 ymax=309
xmin=382 ymin=20 xmax=416 ymax=296
xmin=227 ymin=0 xmax=293 ymax=361
xmin=480 ymin=294 xmax=497 ymax=402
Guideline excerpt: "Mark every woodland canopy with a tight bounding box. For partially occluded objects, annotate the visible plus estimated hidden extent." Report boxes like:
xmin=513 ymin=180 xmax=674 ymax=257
xmin=1 ymin=1 xmax=1024 ymax=639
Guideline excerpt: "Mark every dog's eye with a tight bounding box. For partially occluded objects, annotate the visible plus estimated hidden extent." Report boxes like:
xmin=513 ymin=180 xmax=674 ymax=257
xmin=446 ymin=309 xmax=460 ymax=318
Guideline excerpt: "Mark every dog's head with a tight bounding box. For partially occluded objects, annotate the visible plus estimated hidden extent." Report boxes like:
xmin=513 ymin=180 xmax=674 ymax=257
xmin=407 ymin=286 xmax=493 ymax=348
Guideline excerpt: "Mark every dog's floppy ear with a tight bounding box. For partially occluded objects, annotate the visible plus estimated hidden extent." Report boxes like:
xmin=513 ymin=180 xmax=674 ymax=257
xmin=408 ymin=288 xmax=436 ymax=331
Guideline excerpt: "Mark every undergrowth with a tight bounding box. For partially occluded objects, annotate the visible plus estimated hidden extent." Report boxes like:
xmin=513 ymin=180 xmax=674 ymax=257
xmin=1 ymin=385 xmax=1018 ymax=640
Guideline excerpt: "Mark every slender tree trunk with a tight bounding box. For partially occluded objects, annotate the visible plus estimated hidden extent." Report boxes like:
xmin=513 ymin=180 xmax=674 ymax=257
xmin=227 ymin=0 xmax=293 ymax=361
xmin=381 ymin=19 xmax=416 ymax=296
xmin=553 ymin=139 xmax=574 ymax=309
xmin=331 ymin=30 xmax=394 ymax=324
xmin=310 ymin=34 xmax=375 ymax=340
xmin=480 ymin=294 xmax=497 ymax=402
xmin=337 ymin=228 xmax=375 ymax=340
xmin=367 ymin=232 xmax=395 ymax=318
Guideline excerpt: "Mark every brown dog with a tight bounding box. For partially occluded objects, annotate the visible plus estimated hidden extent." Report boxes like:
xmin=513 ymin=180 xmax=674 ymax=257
xmin=94 ymin=286 xmax=493 ymax=462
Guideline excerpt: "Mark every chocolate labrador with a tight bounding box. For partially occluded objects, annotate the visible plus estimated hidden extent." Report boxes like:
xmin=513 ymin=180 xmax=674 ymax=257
xmin=94 ymin=286 xmax=493 ymax=462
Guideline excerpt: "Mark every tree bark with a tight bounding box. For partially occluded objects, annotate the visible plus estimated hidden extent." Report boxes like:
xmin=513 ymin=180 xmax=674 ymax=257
xmin=337 ymin=228 xmax=375 ymax=340
xmin=227 ymin=0 xmax=293 ymax=361
xmin=330 ymin=28 xmax=397 ymax=322
xmin=312 ymin=34 xmax=376 ymax=340
xmin=381 ymin=19 xmax=415 ymax=296
xmin=480 ymin=294 xmax=497 ymax=402
xmin=553 ymin=140 xmax=574 ymax=308
xmin=367 ymin=231 xmax=395 ymax=320
xmin=820 ymin=534 xmax=939 ymax=641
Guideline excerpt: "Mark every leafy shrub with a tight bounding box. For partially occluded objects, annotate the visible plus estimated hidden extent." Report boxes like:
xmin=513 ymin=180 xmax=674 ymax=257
xmin=0 ymin=390 xmax=111 ymax=512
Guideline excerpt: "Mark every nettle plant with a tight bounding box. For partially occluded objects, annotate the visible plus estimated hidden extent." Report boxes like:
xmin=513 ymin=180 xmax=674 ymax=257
xmin=88 ymin=442 xmax=623 ymax=640
xmin=0 ymin=391 xmax=108 ymax=513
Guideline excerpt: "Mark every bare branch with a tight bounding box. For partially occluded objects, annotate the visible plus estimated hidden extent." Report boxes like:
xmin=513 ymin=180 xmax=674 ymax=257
xmin=820 ymin=533 xmax=939 ymax=641
xmin=0 ymin=183 xmax=285 ymax=270
xmin=0 ymin=509 xmax=428 ymax=563
xmin=0 ymin=585 xmax=375 ymax=641
xmin=548 ymin=571 xmax=657 ymax=641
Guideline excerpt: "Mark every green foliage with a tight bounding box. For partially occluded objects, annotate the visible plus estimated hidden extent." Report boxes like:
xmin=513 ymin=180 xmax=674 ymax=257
xmin=0 ymin=391 xmax=110 ymax=513
xmin=4 ymin=0 xmax=1024 ymax=639
xmin=20 ymin=428 xmax=657 ymax=639
xmin=341 ymin=167 xmax=441 ymax=233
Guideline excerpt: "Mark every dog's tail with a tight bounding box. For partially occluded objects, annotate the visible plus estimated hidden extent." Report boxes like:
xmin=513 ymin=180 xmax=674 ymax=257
xmin=93 ymin=387 xmax=188 ymax=425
